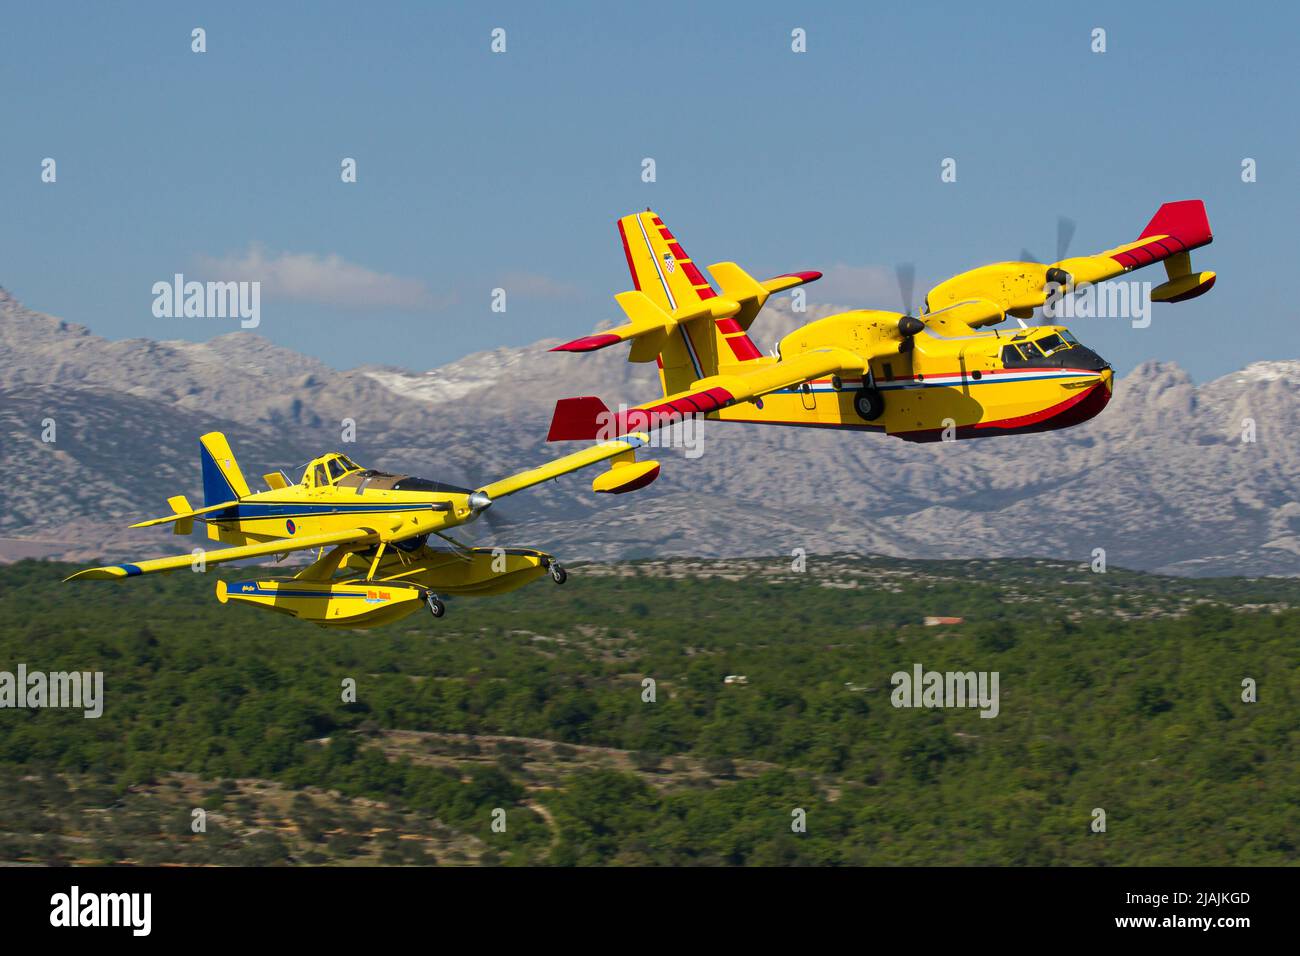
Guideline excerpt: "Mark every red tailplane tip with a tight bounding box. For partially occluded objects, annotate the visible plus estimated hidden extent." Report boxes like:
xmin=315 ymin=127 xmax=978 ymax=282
xmin=550 ymin=333 xmax=622 ymax=353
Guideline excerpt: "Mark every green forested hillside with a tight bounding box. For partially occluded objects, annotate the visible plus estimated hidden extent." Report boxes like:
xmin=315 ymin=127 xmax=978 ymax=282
xmin=0 ymin=556 xmax=1295 ymax=866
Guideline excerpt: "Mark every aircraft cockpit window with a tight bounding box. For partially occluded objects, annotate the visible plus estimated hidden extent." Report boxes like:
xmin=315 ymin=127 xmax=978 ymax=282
xmin=1017 ymin=342 xmax=1043 ymax=360
xmin=326 ymin=458 xmax=348 ymax=482
xmin=1001 ymin=345 xmax=1020 ymax=365
xmin=1036 ymin=333 xmax=1067 ymax=355
xmin=337 ymin=456 xmax=360 ymax=472
xmin=311 ymin=465 xmax=327 ymax=488
xmin=1059 ymin=330 xmax=1078 ymax=345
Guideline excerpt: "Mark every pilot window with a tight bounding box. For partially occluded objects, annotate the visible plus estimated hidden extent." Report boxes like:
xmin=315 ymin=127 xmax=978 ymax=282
xmin=326 ymin=458 xmax=348 ymax=482
xmin=1059 ymin=330 xmax=1078 ymax=345
xmin=1036 ymin=333 xmax=1067 ymax=354
xmin=1018 ymin=342 xmax=1043 ymax=359
xmin=1000 ymin=345 xmax=1020 ymax=365
xmin=311 ymin=465 xmax=327 ymax=487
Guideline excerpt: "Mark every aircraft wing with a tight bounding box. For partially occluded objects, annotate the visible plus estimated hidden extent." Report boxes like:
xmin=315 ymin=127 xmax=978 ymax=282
xmin=547 ymin=346 xmax=862 ymax=441
xmin=922 ymin=200 xmax=1215 ymax=334
xmin=477 ymin=434 xmax=652 ymax=499
xmin=64 ymin=527 xmax=379 ymax=581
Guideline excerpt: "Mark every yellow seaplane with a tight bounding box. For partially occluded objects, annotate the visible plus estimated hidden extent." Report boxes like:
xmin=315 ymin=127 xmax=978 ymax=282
xmin=66 ymin=431 xmax=660 ymax=628
xmin=547 ymin=201 xmax=1214 ymax=442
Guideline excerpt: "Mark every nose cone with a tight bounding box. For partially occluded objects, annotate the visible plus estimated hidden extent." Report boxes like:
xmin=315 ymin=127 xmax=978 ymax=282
xmin=1067 ymin=345 xmax=1109 ymax=372
xmin=1049 ymin=367 xmax=1113 ymax=432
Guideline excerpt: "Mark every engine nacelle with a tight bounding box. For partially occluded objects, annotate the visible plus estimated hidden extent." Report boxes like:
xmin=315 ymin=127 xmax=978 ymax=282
xmin=777 ymin=310 xmax=900 ymax=361
xmin=927 ymin=262 xmax=1050 ymax=318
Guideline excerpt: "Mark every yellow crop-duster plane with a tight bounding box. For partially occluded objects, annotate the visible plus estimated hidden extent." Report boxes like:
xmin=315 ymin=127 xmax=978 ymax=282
xmin=66 ymin=431 xmax=661 ymax=628
xmin=547 ymin=201 xmax=1214 ymax=443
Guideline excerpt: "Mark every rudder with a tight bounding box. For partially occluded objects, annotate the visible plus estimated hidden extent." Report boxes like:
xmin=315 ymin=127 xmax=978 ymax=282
xmin=199 ymin=432 xmax=252 ymax=507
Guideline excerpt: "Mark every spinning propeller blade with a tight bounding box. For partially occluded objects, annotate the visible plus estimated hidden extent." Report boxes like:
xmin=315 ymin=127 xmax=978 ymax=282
xmin=895 ymin=262 xmax=916 ymax=317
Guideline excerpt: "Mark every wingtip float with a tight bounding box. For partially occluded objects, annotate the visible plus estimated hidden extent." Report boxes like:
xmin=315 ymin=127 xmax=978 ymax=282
xmin=547 ymin=201 xmax=1213 ymax=444
xmin=69 ymin=200 xmax=1216 ymax=625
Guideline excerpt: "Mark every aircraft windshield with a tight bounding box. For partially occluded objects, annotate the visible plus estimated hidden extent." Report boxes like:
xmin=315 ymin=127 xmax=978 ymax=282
xmin=1036 ymin=333 xmax=1068 ymax=355
xmin=326 ymin=457 xmax=349 ymax=482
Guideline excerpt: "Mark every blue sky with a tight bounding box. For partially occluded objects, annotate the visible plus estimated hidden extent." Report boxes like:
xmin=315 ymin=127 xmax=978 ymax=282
xmin=2 ymin=0 xmax=1295 ymax=381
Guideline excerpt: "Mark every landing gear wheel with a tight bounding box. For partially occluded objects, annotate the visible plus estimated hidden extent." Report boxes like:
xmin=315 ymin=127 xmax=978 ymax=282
xmin=853 ymin=387 xmax=885 ymax=422
xmin=426 ymin=594 xmax=446 ymax=618
xmin=549 ymin=563 xmax=567 ymax=585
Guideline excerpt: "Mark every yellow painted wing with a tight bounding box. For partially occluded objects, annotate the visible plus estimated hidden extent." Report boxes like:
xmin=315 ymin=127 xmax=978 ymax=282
xmin=65 ymin=527 xmax=378 ymax=581
xmin=924 ymin=200 xmax=1215 ymax=332
xmin=477 ymin=435 xmax=651 ymax=500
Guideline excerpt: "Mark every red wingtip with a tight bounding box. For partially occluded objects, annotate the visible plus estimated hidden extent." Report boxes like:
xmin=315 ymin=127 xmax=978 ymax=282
xmin=781 ymin=270 xmax=823 ymax=283
xmin=1139 ymin=200 xmax=1212 ymax=249
xmin=550 ymin=333 xmax=621 ymax=353
xmin=602 ymin=463 xmax=660 ymax=494
xmin=546 ymin=396 xmax=610 ymax=442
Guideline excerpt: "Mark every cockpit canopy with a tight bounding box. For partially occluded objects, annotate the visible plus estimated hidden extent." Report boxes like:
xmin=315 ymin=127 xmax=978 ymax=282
xmin=301 ymin=453 xmax=472 ymax=495
xmin=302 ymin=453 xmax=362 ymax=488
xmin=999 ymin=328 xmax=1107 ymax=372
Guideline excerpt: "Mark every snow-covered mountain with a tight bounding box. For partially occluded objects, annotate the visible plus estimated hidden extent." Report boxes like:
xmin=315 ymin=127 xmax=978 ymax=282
xmin=1 ymin=286 xmax=1297 ymax=576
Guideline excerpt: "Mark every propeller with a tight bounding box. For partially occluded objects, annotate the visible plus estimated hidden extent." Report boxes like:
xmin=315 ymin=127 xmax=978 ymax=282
xmin=1056 ymin=216 xmax=1077 ymax=263
xmin=1021 ymin=215 xmax=1079 ymax=324
xmin=1020 ymin=214 xmax=1077 ymax=266
xmin=896 ymin=262 xmax=916 ymax=316
xmin=895 ymin=262 xmax=925 ymax=338
xmin=464 ymin=483 xmax=522 ymax=544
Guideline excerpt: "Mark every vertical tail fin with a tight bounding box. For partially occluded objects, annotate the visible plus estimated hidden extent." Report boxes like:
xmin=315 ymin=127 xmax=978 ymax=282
xmin=617 ymin=211 xmax=764 ymax=396
xmin=199 ymin=432 xmax=251 ymax=507
xmin=549 ymin=211 xmax=822 ymax=411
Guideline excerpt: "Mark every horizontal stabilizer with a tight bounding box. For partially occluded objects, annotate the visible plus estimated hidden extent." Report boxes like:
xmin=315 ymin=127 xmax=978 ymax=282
xmin=550 ymin=333 xmax=623 ymax=353
xmin=129 ymin=497 xmax=240 ymax=530
xmin=550 ymin=290 xmax=739 ymax=361
xmin=760 ymin=271 xmax=822 ymax=295
xmin=706 ymin=264 xmax=820 ymax=331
